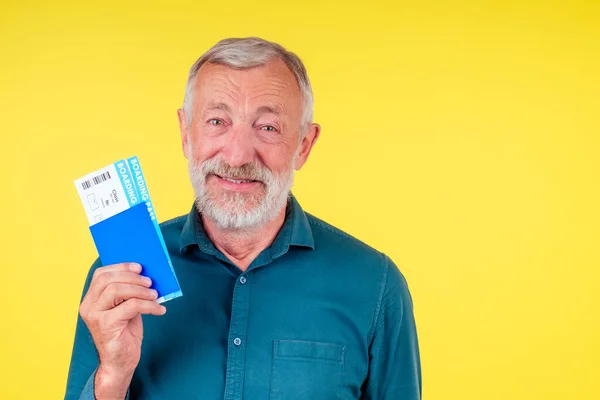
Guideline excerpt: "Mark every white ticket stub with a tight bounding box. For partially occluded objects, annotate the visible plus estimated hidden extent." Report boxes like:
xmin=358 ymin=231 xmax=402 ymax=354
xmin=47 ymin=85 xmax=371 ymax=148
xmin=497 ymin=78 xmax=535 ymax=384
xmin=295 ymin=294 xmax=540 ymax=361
xmin=74 ymin=160 xmax=142 ymax=226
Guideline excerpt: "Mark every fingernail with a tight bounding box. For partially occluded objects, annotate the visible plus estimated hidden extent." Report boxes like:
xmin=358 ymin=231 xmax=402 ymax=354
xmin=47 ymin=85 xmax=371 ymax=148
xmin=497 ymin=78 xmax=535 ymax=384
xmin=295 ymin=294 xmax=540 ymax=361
xmin=160 ymin=305 xmax=167 ymax=314
xmin=142 ymin=276 xmax=152 ymax=286
xmin=151 ymin=289 xmax=158 ymax=298
xmin=129 ymin=263 xmax=142 ymax=272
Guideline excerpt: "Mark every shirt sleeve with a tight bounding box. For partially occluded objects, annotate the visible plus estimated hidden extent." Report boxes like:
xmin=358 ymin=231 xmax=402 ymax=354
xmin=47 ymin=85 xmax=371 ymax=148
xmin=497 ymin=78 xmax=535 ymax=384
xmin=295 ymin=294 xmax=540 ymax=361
xmin=361 ymin=254 xmax=422 ymax=399
xmin=63 ymin=258 xmax=132 ymax=400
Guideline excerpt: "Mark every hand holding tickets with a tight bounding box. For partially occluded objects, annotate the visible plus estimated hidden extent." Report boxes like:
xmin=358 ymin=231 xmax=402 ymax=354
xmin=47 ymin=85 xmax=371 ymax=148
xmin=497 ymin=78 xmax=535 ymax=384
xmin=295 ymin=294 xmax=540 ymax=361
xmin=74 ymin=157 xmax=183 ymax=397
xmin=78 ymin=262 xmax=165 ymax=398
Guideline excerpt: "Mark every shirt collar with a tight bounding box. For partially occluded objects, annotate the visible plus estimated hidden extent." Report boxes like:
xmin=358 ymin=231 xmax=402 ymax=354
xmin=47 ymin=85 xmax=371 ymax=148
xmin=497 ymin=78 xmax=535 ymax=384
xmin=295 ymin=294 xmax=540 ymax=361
xmin=179 ymin=193 xmax=315 ymax=255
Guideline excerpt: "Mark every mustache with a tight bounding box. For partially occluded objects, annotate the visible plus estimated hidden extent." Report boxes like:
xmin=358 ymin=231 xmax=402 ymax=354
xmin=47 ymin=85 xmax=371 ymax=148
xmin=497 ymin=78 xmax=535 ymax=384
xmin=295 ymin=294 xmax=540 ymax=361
xmin=199 ymin=158 xmax=272 ymax=183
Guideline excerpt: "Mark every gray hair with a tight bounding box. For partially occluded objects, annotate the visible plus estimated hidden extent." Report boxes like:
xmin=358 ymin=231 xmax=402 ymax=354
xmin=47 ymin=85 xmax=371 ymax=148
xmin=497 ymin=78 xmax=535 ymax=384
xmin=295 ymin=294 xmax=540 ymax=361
xmin=182 ymin=37 xmax=314 ymax=131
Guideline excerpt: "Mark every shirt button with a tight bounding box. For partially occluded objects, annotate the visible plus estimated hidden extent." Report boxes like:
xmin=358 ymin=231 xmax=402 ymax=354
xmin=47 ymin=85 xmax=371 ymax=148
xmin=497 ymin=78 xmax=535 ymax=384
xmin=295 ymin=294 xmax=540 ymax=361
xmin=239 ymin=276 xmax=247 ymax=285
xmin=233 ymin=337 xmax=242 ymax=346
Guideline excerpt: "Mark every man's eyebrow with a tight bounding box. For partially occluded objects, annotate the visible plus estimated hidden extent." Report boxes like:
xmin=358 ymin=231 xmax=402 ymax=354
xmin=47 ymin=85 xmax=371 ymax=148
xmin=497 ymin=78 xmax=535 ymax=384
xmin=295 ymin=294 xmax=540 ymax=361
xmin=203 ymin=103 xmax=283 ymax=115
xmin=256 ymin=105 xmax=282 ymax=115
xmin=204 ymin=102 xmax=231 ymax=113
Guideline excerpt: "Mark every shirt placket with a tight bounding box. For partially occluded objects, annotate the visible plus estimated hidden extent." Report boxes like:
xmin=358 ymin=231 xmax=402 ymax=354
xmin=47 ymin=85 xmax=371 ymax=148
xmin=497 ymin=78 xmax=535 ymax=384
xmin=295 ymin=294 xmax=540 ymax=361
xmin=223 ymin=273 xmax=251 ymax=400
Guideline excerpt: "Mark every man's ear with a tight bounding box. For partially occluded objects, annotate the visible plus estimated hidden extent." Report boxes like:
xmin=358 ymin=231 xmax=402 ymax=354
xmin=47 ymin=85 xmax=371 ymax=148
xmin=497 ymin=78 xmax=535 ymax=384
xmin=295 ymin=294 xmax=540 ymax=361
xmin=178 ymin=108 xmax=190 ymax=160
xmin=294 ymin=123 xmax=321 ymax=170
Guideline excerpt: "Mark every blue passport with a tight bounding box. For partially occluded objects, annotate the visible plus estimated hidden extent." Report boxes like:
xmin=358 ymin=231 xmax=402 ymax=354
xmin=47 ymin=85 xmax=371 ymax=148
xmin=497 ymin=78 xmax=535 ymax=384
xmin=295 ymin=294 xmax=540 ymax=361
xmin=74 ymin=156 xmax=182 ymax=303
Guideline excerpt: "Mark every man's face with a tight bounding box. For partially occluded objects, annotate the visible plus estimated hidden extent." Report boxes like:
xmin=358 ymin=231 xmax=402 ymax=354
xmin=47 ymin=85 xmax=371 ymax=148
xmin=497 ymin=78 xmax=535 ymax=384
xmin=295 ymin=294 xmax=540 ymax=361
xmin=178 ymin=58 xmax=319 ymax=230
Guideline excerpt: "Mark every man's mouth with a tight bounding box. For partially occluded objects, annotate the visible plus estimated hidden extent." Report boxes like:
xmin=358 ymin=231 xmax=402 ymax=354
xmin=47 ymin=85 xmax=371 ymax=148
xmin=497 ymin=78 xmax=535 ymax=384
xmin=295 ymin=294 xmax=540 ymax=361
xmin=213 ymin=174 xmax=260 ymax=184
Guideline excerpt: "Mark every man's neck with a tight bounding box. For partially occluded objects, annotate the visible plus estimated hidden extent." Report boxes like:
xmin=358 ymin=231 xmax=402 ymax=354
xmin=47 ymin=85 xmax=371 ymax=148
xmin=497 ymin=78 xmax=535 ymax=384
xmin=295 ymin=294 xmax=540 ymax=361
xmin=201 ymin=206 xmax=287 ymax=272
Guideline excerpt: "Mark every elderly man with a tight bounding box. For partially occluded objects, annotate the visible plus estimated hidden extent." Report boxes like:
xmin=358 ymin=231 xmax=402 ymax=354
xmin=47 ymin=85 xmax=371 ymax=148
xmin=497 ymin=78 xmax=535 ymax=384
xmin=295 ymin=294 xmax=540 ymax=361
xmin=65 ymin=37 xmax=421 ymax=400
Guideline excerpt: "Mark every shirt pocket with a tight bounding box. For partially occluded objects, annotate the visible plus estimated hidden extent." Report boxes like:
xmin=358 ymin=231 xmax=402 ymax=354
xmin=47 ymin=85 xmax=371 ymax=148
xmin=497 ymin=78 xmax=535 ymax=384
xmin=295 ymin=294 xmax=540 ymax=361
xmin=269 ymin=339 xmax=346 ymax=400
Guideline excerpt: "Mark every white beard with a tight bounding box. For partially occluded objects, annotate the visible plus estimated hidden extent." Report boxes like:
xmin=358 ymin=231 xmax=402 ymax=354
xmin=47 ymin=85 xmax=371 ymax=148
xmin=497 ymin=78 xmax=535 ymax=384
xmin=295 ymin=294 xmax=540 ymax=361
xmin=188 ymin=155 xmax=295 ymax=231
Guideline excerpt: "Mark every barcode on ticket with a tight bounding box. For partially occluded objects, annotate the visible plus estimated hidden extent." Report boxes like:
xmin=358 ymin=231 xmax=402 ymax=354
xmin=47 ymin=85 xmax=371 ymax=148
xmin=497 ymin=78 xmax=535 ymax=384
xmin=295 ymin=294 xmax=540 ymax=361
xmin=81 ymin=171 xmax=112 ymax=190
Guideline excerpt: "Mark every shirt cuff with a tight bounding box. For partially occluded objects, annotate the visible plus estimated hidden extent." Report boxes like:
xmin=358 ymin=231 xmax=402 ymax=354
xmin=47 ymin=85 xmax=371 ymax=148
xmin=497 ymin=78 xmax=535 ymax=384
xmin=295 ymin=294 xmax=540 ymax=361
xmin=79 ymin=369 xmax=96 ymax=400
xmin=79 ymin=368 xmax=131 ymax=400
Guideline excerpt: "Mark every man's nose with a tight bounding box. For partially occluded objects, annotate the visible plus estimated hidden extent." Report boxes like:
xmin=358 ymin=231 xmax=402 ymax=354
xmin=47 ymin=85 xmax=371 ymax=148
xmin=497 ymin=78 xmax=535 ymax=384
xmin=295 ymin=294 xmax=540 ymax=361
xmin=220 ymin=126 xmax=256 ymax=168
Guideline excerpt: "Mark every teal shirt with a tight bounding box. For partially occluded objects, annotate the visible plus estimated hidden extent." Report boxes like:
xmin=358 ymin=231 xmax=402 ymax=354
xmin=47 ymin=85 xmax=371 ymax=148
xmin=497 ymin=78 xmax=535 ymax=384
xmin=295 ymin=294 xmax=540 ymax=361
xmin=65 ymin=195 xmax=421 ymax=399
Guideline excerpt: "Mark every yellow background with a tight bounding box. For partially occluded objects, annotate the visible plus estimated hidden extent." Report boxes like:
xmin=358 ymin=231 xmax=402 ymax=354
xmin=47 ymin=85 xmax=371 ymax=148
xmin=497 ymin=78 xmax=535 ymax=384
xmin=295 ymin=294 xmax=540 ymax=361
xmin=1 ymin=0 xmax=598 ymax=398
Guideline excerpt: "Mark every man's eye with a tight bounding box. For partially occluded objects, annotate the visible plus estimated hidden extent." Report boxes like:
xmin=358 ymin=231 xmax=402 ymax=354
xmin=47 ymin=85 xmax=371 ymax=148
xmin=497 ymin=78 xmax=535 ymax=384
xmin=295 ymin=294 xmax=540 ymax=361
xmin=208 ymin=119 xmax=223 ymax=125
xmin=261 ymin=125 xmax=277 ymax=132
